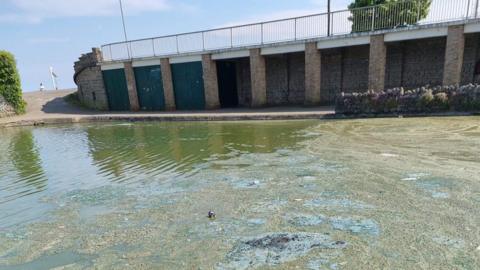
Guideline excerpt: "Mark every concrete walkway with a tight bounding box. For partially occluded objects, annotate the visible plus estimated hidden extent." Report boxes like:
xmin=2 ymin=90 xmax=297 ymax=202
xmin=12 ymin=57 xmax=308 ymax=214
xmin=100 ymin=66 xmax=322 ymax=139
xmin=0 ymin=90 xmax=336 ymax=127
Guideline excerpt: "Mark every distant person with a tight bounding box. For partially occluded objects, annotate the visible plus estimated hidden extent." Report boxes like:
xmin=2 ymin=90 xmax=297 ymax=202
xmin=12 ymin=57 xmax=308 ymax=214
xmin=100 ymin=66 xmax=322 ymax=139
xmin=40 ymin=83 xmax=45 ymax=91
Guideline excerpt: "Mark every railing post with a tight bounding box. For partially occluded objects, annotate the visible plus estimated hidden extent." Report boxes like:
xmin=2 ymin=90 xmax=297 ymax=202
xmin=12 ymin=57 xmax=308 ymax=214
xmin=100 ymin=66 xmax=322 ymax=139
xmin=327 ymin=1 xmax=331 ymax=36
xmin=417 ymin=1 xmax=422 ymax=23
xmin=331 ymin=12 xmax=334 ymax=35
xmin=127 ymin=42 xmax=131 ymax=60
xmin=230 ymin=28 xmax=233 ymax=48
xmin=294 ymin=18 xmax=297 ymax=40
xmin=202 ymin=32 xmax=205 ymax=51
xmin=371 ymin=6 xmax=376 ymax=31
xmin=261 ymin=23 xmax=264 ymax=45
xmin=476 ymin=0 xmax=480 ymax=18
xmin=152 ymin=39 xmax=156 ymax=56
xmin=467 ymin=0 xmax=472 ymax=19
xmin=176 ymin=35 xmax=179 ymax=54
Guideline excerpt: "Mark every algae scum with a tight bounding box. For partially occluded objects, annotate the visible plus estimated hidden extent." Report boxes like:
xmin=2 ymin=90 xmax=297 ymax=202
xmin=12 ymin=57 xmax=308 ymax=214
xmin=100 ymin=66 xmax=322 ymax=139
xmin=0 ymin=118 xmax=479 ymax=269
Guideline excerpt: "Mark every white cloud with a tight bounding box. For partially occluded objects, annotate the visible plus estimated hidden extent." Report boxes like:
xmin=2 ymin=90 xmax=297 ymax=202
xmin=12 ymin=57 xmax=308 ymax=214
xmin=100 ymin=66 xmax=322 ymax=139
xmin=0 ymin=0 xmax=180 ymax=23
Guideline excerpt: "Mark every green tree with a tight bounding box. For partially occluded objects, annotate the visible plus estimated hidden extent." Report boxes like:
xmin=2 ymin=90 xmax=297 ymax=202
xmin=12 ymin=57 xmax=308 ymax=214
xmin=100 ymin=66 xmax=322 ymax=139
xmin=0 ymin=51 xmax=25 ymax=114
xmin=348 ymin=0 xmax=432 ymax=32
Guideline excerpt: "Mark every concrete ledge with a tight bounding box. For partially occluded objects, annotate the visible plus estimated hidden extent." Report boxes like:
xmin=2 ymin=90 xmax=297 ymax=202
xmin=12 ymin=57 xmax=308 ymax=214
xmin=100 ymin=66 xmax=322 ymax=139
xmin=335 ymin=111 xmax=479 ymax=119
xmin=2 ymin=110 xmax=478 ymax=128
xmin=384 ymin=27 xmax=448 ymax=42
xmin=212 ymin=50 xmax=250 ymax=60
xmin=261 ymin=44 xmax=305 ymax=55
xmin=101 ymin=63 xmax=124 ymax=70
xmin=464 ymin=22 xmax=480 ymax=33
xmin=0 ymin=112 xmax=335 ymax=128
xmin=317 ymin=36 xmax=370 ymax=49
xmin=170 ymin=55 xmax=202 ymax=64
xmin=132 ymin=59 xmax=161 ymax=67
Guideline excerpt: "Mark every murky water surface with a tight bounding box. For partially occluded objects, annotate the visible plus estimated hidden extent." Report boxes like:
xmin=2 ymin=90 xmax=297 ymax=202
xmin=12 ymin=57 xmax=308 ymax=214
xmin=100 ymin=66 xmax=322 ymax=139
xmin=0 ymin=118 xmax=479 ymax=269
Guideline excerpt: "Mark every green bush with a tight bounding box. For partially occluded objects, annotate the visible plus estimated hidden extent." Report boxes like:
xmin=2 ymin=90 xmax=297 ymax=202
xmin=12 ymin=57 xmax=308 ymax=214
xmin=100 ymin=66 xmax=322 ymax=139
xmin=0 ymin=51 xmax=25 ymax=114
xmin=348 ymin=0 xmax=432 ymax=32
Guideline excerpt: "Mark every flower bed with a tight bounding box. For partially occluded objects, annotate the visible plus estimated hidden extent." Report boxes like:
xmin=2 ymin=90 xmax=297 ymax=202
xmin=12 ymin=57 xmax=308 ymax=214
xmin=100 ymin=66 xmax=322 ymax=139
xmin=335 ymin=84 xmax=480 ymax=114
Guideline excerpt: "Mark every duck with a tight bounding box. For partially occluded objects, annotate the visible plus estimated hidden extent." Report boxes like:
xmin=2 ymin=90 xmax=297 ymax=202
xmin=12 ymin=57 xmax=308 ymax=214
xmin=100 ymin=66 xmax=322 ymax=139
xmin=208 ymin=211 xmax=216 ymax=220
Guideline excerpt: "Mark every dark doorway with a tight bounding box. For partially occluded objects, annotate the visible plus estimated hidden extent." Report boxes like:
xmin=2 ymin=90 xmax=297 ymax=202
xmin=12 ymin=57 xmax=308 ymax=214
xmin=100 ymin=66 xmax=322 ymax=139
xmin=217 ymin=61 xmax=239 ymax=108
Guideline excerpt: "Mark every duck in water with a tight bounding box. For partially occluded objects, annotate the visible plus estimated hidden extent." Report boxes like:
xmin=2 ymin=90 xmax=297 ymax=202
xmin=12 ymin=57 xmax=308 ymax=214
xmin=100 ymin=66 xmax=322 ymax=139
xmin=208 ymin=211 xmax=216 ymax=220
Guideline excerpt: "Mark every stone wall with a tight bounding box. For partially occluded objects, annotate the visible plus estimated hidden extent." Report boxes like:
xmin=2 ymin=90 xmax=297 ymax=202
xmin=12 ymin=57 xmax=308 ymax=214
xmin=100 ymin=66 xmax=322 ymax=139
xmin=386 ymin=37 xmax=446 ymax=89
xmin=342 ymin=45 xmax=370 ymax=92
xmin=265 ymin=52 xmax=305 ymax=106
xmin=462 ymin=33 xmax=480 ymax=84
xmin=320 ymin=45 xmax=369 ymax=105
xmin=235 ymin=58 xmax=252 ymax=107
xmin=74 ymin=48 xmax=108 ymax=110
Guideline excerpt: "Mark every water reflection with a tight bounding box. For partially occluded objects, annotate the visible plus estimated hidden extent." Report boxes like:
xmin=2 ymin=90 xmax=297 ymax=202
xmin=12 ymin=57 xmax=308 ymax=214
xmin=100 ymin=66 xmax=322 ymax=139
xmin=86 ymin=121 xmax=315 ymax=183
xmin=5 ymin=129 xmax=46 ymax=202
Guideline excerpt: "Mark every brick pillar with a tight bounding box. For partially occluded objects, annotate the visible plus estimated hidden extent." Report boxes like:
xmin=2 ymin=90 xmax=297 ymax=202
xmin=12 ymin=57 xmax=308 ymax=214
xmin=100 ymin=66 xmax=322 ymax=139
xmin=305 ymin=42 xmax=322 ymax=105
xmin=443 ymin=25 xmax=465 ymax=86
xmin=249 ymin=48 xmax=267 ymax=107
xmin=202 ymin=54 xmax=220 ymax=109
xmin=368 ymin=35 xmax=387 ymax=91
xmin=160 ymin=58 xmax=176 ymax=111
xmin=124 ymin=62 xmax=140 ymax=111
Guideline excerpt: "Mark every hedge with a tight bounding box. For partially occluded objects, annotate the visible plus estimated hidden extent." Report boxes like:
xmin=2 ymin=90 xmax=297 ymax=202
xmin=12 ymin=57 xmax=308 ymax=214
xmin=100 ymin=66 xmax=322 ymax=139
xmin=0 ymin=51 xmax=25 ymax=114
xmin=336 ymin=84 xmax=480 ymax=114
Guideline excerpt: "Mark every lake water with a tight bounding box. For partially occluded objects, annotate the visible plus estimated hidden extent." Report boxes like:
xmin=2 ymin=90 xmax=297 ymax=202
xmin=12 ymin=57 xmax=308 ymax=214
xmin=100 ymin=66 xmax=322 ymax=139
xmin=0 ymin=118 xmax=479 ymax=269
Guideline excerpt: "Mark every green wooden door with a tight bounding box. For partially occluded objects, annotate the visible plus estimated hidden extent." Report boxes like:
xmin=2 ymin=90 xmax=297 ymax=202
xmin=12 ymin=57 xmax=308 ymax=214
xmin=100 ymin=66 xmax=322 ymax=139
xmin=171 ymin=62 xmax=205 ymax=110
xmin=102 ymin=69 xmax=130 ymax=111
xmin=134 ymin=65 xmax=165 ymax=111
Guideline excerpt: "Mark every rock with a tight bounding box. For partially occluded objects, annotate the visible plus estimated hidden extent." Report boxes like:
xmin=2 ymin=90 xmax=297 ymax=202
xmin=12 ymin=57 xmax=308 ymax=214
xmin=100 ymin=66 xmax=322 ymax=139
xmin=476 ymin=245 xmax=480 ymax=251
xmin=246 ymin=219 xmax=266 ymax=226
xmin=218 ymin=233 xmax=346 ymax=270
xmin=304 ymin=198 xmax=373 ymax=209
xmin=330 ymin=217 xmax=380 ymax=236
xmin=432 ymin=236 xmax=464 ymax=249
xmin=288 ymin=215 xmax=326 ymax=226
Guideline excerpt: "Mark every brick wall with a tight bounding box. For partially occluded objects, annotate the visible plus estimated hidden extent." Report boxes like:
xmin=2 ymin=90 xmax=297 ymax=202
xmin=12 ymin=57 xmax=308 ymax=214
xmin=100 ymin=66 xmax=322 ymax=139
xmin=74 ymin=48 xmax=108 ymax=110
xmin=342 ymin=45 xmax=370 ymax=92
xmin=461 ymin=33 xmax=480 ymax=84
xmin=320 ymin=48 xmax=342 ymax=104
xmin=385 ymin=43 xmax=403 ymax=89
xmin=265 ymin=52 xmax=305 ymax=105
xmin=386 ymin=37 xmax=446 ymax=88
xmin=319 ymin=45 xmax=369 ymax=104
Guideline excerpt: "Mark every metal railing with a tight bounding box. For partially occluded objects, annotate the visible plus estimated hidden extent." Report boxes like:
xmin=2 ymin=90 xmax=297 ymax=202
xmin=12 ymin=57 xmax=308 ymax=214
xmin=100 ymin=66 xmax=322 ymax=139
xmin=102 ymin=0 xmax=479 ymax=62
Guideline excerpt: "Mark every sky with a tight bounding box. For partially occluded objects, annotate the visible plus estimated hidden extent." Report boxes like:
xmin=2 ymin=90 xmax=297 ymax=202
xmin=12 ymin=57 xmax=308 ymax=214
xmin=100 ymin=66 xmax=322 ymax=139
xmin=0 ymin=0 xmax=352 ymax=92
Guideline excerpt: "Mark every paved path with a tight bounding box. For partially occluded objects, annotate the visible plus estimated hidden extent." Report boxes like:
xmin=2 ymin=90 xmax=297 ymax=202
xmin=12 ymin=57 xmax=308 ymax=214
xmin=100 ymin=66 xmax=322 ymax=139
xmin=0 ymin=90 xmax=336 ymax=127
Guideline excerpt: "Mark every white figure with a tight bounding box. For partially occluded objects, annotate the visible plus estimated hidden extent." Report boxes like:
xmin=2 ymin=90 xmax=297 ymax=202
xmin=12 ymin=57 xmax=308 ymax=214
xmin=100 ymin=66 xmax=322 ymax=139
xmin=40 ymin=83 xmax=45 ymax=91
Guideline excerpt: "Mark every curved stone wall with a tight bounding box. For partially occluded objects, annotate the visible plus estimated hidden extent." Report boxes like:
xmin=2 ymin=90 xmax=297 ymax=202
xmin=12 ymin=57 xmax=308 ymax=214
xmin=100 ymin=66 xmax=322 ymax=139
xmin=74 ymin=48 xmax=108 ymax=110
